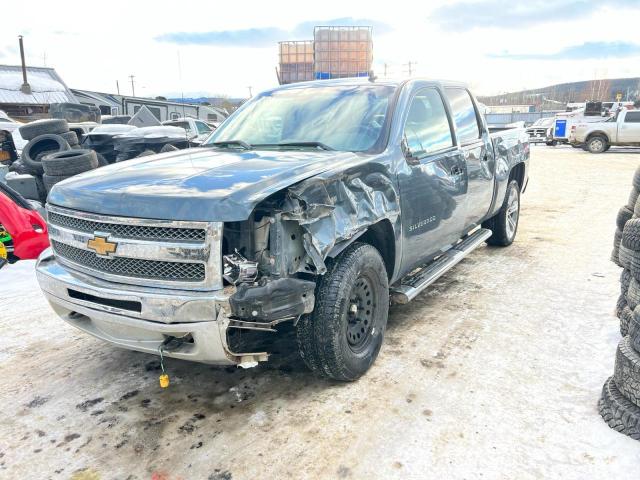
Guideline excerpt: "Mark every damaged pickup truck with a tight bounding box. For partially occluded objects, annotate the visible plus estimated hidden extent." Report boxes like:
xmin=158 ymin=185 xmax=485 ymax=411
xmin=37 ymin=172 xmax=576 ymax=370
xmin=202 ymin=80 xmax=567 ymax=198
xmin=36 ymin=79 xmax=529 ymax=381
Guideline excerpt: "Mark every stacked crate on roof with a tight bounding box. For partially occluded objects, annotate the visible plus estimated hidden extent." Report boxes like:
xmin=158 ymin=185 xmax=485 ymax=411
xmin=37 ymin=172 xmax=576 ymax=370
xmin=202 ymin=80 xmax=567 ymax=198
xmin=313 ymin=26 xmax=373 ymax=80
xmin=279 ymin=41 xmax=314 ymax=84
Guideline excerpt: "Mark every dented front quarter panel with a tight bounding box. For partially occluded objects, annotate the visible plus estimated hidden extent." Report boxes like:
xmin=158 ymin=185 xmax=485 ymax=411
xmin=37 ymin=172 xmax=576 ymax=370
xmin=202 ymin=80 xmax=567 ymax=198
xmin=280 ymin=157 xmax=401 ymax=275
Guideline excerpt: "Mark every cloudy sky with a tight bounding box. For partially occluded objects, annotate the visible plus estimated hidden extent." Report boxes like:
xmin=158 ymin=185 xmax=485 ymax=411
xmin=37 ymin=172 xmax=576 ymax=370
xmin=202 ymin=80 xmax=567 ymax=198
xmin=2 ymin=0 xmax=639 ymax=98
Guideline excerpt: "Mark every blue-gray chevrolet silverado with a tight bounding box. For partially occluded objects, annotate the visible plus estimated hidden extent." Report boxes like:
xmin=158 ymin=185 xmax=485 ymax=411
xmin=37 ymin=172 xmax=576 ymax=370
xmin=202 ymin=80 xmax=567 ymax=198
xmin=36 ymin=78 xmax=529 ymax=381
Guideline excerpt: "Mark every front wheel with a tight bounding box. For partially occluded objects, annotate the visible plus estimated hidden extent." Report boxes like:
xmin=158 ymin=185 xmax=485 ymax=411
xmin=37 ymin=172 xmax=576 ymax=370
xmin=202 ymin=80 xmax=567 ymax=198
xmin=482 ymin=179 xmax=520 ymax=246
xmin=296 ymin=242 xmax=389 ymax=381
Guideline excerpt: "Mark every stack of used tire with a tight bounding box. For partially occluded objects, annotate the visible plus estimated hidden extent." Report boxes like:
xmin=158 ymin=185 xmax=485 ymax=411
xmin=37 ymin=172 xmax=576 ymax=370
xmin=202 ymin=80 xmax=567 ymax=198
xmin=16 ymin=119 xmax=100 ymax=195
xmin=41 ymin=149 xmax=99 ymax=193
xmin=600 ymin=166 xmax=640 ymax=440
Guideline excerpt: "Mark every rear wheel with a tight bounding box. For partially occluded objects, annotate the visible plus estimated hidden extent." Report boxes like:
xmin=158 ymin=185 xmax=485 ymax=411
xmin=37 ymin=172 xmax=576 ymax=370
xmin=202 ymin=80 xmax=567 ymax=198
xmin=587 ymin=135 xmax=608 ymax=154
xmin=296 ymin=242 xmax=389 ymax=381
xmin=483 ymin=180 xmax=520 ymax=246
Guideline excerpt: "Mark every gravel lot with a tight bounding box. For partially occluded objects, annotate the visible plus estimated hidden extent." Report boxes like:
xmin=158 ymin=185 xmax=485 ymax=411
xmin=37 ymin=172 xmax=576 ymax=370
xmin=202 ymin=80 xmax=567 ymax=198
xmin=2 ymin=145 xmax=640 ymax=480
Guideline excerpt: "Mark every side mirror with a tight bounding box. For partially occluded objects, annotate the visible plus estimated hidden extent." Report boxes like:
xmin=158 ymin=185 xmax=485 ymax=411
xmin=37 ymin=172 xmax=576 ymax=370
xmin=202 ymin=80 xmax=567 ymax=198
xmin=401 ymin=137 xmax=421 ymax=166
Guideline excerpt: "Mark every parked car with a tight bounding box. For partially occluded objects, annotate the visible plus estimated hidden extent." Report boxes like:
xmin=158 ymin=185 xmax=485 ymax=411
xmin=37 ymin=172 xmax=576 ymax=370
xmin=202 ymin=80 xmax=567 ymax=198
xmin=526 ymin=117 xmax=555 ymax=145
xmin=162 ymin=117 xmax=215 ymax=143
xmin=36 ymin=78 xmax=529 ymax=381
xmin=570 ymin=109 xmax=640 ymax=153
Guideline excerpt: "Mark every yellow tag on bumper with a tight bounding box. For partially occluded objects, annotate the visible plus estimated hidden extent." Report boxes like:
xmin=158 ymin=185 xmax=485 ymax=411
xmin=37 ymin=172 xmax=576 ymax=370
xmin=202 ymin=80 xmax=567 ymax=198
xmin=0 ymin=242 xmax=7 ymax=260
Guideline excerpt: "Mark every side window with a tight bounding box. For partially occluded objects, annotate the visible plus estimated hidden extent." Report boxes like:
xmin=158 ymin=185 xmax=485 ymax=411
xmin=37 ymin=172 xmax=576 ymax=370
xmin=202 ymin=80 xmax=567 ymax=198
xmin=403 ymin=89 xmax=453 ymax=158
xmin=624 ymin=112 xmax=640 ymax=123
xmin=445 ymin=88 xmax=481 ymax=144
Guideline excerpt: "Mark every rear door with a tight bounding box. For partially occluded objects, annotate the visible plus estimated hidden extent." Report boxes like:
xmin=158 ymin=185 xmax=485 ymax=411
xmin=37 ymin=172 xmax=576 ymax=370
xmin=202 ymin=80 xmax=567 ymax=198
xmin=398 ymin=87 xmax=467 ymax=272
xmin=444 ymin=88 xmax=495 ymax=229
xmin=618 ymin=111 xmax=640 ymax=144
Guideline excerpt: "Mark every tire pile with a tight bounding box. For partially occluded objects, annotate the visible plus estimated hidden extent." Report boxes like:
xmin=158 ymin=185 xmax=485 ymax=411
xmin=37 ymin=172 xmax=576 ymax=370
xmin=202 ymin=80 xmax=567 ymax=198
xmin=13 ymin=119 xmax=100 ymax=195
xmin=602 ymin=167 xmax=640 ymax=440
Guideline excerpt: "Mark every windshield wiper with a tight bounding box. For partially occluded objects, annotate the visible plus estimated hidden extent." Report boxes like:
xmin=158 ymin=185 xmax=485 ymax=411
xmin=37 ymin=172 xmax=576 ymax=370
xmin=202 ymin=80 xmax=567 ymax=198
xmin=278 ymin=141 xmax=334 ymax=151
xmin=253 ymin=141 xmax=334 ymax=151
xmin=210 ymin=140 xmax=252 ymax=150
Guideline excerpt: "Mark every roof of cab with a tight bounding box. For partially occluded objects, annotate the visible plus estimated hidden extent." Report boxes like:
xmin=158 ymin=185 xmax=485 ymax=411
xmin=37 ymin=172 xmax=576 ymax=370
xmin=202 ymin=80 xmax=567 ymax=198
xmin=265 ymin=77 xmax=468 ymax=94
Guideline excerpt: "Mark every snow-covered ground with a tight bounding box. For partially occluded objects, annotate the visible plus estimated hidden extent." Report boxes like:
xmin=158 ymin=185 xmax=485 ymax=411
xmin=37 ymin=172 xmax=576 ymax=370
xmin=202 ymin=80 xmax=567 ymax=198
xmin=1 ymin=146 xmax=639 ymax=479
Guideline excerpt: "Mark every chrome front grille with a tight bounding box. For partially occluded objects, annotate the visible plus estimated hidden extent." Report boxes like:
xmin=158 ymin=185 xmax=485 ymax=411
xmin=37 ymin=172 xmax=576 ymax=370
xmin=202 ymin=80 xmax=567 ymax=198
xmin=46 ymin=205 xmax=222 ymax=290
xmin=51 ymin=240 xmax=206 ymax=282
xmin=48 ymin=211 xmax=206 ymax=241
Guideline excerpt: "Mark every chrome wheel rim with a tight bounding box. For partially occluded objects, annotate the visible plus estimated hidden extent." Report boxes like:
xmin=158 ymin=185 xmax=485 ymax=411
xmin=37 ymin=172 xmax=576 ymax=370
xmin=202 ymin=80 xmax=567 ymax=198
xmin=591 ymin=139 xmax=604 ymax=152
xmin=505 ymin=187 xmax=519 ymax=240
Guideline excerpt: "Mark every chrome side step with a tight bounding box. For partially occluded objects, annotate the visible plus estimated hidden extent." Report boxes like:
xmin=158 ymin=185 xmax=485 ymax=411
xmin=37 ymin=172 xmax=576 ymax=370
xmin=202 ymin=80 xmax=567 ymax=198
xmin=391 ymin=228 xmax=492 ymax=304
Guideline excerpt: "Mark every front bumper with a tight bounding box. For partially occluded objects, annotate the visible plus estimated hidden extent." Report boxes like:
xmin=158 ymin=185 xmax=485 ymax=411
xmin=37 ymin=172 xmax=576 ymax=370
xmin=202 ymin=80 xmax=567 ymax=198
xmin=36 ymin=248 xmax=267 ymax=366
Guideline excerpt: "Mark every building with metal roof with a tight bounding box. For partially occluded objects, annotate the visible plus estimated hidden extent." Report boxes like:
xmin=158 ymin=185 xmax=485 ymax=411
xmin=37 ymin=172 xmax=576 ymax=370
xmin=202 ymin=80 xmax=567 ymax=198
xmin=0 ymin=65 xmax=77 ymax=121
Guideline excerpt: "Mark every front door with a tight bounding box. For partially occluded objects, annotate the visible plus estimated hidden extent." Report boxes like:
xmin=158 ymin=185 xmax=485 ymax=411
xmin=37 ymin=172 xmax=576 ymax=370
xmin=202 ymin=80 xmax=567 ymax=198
xmin=444 ymin=88 xmax=495 ymax=228
xmin=398 ymin=87 xmax=467 ymax=274
xmin=618 ymin=111 xmax=640 ymax=144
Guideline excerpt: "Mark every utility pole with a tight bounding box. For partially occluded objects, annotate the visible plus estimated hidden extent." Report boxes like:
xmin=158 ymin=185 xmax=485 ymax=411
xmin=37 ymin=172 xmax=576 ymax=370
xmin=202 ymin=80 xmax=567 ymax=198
xmin=384 ymin=63 xmax=388 ymax=77
xmin=129 ymin=75 xmax=136 ymax=97
xmin=247 ymin=86 xmax=253 ymax=98
xmin=116 ymin=80 xmax=120 ymax=95
xmin=404 ymin=61 xmax=417 ymax=77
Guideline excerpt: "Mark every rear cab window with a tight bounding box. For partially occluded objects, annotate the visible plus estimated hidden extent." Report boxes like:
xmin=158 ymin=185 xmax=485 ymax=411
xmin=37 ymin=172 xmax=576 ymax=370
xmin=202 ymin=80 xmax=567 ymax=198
xmin=624 ymin=112 xmax=640 ymax=123
xmin=445 ymin=88 xmax=482 ymax=145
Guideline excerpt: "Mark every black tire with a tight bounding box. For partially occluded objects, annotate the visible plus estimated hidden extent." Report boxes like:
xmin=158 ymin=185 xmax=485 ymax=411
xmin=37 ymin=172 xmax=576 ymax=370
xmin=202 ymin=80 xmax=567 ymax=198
xmin=42 ymin=149 xmax=98 ymax=176
xmin=621 ymin=305 xmax=633 ymax=336
xmin=627 ymin=250 xmax=640 ymax=283
xmin=614 ymin=337 xmax=640 ymax=407
xmin=483 ymin=179 xmax=520 ymax=246
xmin=42 ymin=173 xmax=73 ymax=193
xmin=622 ymin=269 xmax=632 ymax=296
xmin=628 ymin=188 xmax=640 ymax=210
xmin=21 ymin=134 xmax=70 ymax=175
xmin=612 ymin=228 xmax=623 ymax=266
xmin=60 ymin=131 xmax=79 ymax=146
xmin=616 ymin=294 xmax=627 ymax=318
xmin=627 ymin=279 xmax=640 ymax=311
xmin=617 ymin=206 xmax=634 ymax=231
xmin=619 ymin=245 xmax=634 ymax=270
xmin=546 ymin=141 xmax=557 ymax=146
xmin=635 ymin=195 xmax=640 ymax=218
xmin=95 ymin=152 xmax=109 ymax=167
xmin=633 ymin=167 xmax=640 ymax=191
xmin=622 ymin=219 xmax=640 ymax=251
xmin=18 ymin=119 xmax=68 ymax=141
xmin=628 ymin=308 xmax=640 ymax=352
xmin=599 ymin=376 xmax=640 ymax=440
xmin=160 ymin=144 xmax=179 ymax=153
xmin=586 ymin=135 xmax=608 ymax=154
xmin=295 ymin=242 xmax=389 ymax=381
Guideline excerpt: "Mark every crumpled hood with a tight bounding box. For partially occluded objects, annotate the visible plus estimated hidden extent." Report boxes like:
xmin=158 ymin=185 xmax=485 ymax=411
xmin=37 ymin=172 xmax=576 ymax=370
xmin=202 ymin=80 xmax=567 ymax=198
xmin=48 ymin=147 xmax=363 ymax=222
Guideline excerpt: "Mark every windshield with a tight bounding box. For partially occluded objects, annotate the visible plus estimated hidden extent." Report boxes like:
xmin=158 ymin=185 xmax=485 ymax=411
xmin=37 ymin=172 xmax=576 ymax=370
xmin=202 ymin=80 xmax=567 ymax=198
xmin=206 ymin=85 xmax=396 ymax=152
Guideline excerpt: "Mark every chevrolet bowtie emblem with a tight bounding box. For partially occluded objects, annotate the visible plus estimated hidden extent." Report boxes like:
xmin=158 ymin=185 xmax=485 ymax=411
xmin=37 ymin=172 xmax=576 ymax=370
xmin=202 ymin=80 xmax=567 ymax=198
xmin=87 ymin=235 xmax=117 ymax=256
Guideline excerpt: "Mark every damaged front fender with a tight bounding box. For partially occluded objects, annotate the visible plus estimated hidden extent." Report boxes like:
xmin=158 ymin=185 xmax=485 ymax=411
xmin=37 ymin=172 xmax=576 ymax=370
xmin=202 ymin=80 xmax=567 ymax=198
xmin=281 ymin=165 xmax=400 ymax=274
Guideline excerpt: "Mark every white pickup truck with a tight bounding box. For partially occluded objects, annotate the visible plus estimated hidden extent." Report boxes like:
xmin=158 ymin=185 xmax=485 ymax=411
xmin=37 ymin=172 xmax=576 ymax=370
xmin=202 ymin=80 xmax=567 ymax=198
xmin=570 ymin=109 xmax=640 ymax=153
xmin=161 ymin=117 xmax=215 ymax=144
